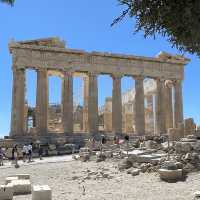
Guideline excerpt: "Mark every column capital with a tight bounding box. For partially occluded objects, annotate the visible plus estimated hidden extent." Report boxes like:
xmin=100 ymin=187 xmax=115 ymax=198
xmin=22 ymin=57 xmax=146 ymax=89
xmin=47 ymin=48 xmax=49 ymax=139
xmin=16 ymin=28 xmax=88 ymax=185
xmin=13 ymin=67 xmax=26 ymax=73
xmin=111 ymin=74 xmax=122 ymax=80
xmin=36 ymin=68 xmax=48 ymax=73
xmin=62 ymin=71 xmax=73 ymax=77
xmin=132 ymin=75 xmax=144 ymax=81
xmin=155 ymin=77 xmax=166 ymax=82
xmin=88 ymin=72 xmax=98 ymax=77
xmin=165 ymin=80 xmax=173 ymax=88
xmin=173 ymin=79 xmax=182 ymax=84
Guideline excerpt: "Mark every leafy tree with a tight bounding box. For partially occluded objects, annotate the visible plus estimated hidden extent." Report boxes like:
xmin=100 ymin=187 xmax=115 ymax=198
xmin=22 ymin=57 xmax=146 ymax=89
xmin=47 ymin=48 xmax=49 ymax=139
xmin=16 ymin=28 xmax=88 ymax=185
xmin=0 ymin=0 xmax=14 ymax=5
xmin=112 ymin=0 xmax=200 ymax=56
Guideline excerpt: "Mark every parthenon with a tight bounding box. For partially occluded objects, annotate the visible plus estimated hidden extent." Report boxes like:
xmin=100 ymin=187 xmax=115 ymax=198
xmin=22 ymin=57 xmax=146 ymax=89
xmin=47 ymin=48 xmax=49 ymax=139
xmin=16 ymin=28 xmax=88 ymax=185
xmin=9 ymin=37 xmax=189 ymax=138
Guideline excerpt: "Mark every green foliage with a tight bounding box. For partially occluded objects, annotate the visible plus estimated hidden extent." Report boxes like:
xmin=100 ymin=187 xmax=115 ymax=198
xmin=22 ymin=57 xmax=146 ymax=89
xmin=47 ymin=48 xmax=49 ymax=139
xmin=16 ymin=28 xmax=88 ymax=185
xmin=0 ymin=0 xmax=15 ymax=5
xmin=113 ymin=0 xmax=200 ymax=56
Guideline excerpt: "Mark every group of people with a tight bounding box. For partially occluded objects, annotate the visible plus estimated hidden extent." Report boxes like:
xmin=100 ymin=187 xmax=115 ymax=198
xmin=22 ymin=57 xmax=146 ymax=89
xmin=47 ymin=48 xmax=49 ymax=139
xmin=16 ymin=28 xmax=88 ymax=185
xmin=21 ymin=143 xmax=33 ymax=163
xmin=0 ymin=142 xmax=44 ymax=168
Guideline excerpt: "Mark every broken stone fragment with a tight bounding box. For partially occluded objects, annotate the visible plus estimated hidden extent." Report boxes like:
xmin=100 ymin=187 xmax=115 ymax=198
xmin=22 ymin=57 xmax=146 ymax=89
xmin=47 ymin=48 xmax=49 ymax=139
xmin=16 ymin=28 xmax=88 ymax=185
xmin=118 ymin=158 xmax=132 ymax=171
xmin=194 ymin=191 xmax=200 ymax=199
xmin=158 ymin=169 xmax=183 ymax=182
xmin=96 ymin=153 xmax=106 ymax=162
xmin=131 ymin=169 xmax=140 ymax=176
xmin=161 ymin=161 xmax=178 ymax=170
xmin=183 ymin=163 xmax=195 ymax=174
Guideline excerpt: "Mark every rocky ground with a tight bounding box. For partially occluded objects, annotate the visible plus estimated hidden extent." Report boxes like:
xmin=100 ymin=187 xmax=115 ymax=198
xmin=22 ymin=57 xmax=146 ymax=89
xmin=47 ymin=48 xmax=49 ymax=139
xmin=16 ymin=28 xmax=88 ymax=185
xmin=0 ymin=156 xmax=199 ymax=200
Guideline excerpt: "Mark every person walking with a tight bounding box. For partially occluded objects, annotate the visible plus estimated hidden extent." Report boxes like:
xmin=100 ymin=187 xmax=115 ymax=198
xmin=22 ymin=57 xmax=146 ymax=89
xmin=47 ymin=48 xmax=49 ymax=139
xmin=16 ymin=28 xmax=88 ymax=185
xmin=28 ymin=143 xmax=33 ymax=162
xmin=38 ymin=144 xmax=43 ymax=160
xmin=0 ymin=147 xmax=5 ymax=166
xmin=12 ymin=145 xmax=19 ymax=168
xmin=22 ymin=144 xmax=28 ymax=162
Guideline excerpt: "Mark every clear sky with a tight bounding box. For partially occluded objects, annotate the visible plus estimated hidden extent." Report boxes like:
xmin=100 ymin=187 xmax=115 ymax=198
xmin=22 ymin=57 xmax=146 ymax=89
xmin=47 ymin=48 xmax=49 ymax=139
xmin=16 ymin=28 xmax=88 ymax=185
xmin=0 ymin=0 xmax=199 ymax=137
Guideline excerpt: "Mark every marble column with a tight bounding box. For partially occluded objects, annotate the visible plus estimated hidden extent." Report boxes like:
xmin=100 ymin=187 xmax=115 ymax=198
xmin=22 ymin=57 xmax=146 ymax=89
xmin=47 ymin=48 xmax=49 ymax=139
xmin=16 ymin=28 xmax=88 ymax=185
xmin=174 ymin=80 xmax=183 ymax=127
xmin=88 ymin=73 xmax=98 ymax=134
xmin=165 ymin=80 xmax=173 ymax=129
xmin=62 ymin=72 xmax=73 ymax=134
xmin=10 ymin=68 xmax=26 ymax=136
xmin=134 ymin=76 xmax=145 ymax=135
xmin=112 ymin=75 xmax=122 ymax=134
xmin=36 ymin=69 xmax=48 ymax=134
xmin=146 ymin=95 xmax=154 ymax=133
xmin=83 ymin=76 xmax=89 ymax=132
xmin=155 ymin=79 xmax=167 ymax=135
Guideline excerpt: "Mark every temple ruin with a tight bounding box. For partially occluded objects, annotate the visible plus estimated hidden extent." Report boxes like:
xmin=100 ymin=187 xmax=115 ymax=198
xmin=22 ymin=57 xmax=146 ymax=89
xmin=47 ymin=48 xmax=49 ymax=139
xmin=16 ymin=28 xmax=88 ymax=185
xmin=9 ymin=37 xmax=189 ymax=139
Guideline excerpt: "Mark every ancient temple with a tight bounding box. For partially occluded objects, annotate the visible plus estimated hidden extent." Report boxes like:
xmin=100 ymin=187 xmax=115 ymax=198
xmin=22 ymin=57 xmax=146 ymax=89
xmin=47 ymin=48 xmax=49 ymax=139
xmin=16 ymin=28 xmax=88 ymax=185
xmin=9 ymin=37 xmax=189 ymax=138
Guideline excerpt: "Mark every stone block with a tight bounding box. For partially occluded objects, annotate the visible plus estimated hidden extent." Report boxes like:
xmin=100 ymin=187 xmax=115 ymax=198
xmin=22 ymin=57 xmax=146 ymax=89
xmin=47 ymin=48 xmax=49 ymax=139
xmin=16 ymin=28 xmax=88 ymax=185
xmin=131 ymin=169 xmax=140 ymax=176
xmin=0 ymin=184 xmax=14 ymax=200
xmin=194 ymin=191 xmax=200 ymax=198
xmin=32 ymin=185 xmax=52 ymax=200
xmin=8 ymin=180 xmax=31 ymax=195
xmin=48 ymin=150 xmax=58 ymax=156
xmin=184 ymin=118 xmax=196 ymax=136
xmin=136 ymin=154 xmax=161 ymax=163
xmin=16 ymin=174 xmax=30 ymax=180
xmin=49 ymin=144 xmax=56 ymax=150
xmin=5 ymin=177 xmax=18 ymax=184
xmin=168 ymin=128 xmax=181 ymax=141
xmin=4 ymin=148 xmax=13 ymax=159
xmin=158 ymin=169 xmax=183 ymax=181
xmin=145 ymin=140 xmax=160 ymax=149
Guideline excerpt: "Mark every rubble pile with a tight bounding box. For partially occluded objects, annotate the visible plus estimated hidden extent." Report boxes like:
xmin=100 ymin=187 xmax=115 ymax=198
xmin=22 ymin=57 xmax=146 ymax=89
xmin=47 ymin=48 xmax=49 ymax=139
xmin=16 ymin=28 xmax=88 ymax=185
xmin=71 ymin=167 xmax=114 ymax=182
xmin=174 ymin=134 xmax=200 ymax=174
xmin=76 ymin=130 xmax=200 ymax=182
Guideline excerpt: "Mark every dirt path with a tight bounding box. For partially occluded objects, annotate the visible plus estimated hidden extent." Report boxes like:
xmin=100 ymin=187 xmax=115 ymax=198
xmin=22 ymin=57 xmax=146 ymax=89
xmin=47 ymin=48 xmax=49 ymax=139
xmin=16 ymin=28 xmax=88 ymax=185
xmin=0 ymin=157 xmax=199 ymax=200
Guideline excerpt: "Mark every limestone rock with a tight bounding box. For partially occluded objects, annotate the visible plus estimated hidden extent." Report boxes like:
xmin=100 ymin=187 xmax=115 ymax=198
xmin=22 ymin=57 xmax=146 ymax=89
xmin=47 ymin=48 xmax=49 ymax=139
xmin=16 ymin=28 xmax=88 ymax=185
xmin=80 ymin=153 xmax=90 ymax=162
xmin=5 ymin=177 xmax=18 ymax=184
xmin=161 ymin=161 xmax=178 ymax=170
xmin=168 ymin=128 xmax=181 ymax=141
xmin=140 ymin=163 xmax=151 ymax=173
xmin=131 ymin=169 xmax=140 ymax=176
xmin=175 ymin=142 xmax=193 ymax=153
xmin=32 ymin=185 xmax=52 ymax=200
xmin=158 ymin=169 xmax=183 ymax=181
xmin=0 ymin=184 xmax=13 ymax=200
xmin=96 ymin=153 xmax=106 ymax=162
xmin=8 ymin=179 xmax=31 ymax=195
xmin=194 ymin=191 xmax=200 ymax=199
xmin=183 ymin=163 xmax=195 ymax=174
xmin=145 ymin=140 xmax=160 ymax=149
xmin=118 ymin=158 xmax=132 ymax=171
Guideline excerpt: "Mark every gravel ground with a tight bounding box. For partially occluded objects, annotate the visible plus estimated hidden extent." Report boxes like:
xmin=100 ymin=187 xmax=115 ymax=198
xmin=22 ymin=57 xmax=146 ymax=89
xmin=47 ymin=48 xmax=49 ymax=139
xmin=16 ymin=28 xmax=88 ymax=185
xmin=0 ymin=157 xmax=199 ymax=200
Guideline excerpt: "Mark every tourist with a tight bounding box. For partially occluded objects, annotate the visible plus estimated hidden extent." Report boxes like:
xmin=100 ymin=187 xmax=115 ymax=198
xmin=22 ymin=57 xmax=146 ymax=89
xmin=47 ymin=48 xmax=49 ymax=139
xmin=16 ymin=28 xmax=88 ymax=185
xmin=28 ymin=143 xmax=33 ymax=162
xmin=0 ymin=147 xmax=5 ymax=166
xmin=22 ymin=144 xmax=28 ymax=162
xmin=38 ymin=144 xmax=43 ymax=160
xmin=91 ymin=137 xmax=96 ymax=151
xmin=12 ymin=145 xmax=19 ymax=168
xmin=100 ymin=135 xmax=107 ymax=153
xmin=114 ymin=136 xmax=120 ymax=146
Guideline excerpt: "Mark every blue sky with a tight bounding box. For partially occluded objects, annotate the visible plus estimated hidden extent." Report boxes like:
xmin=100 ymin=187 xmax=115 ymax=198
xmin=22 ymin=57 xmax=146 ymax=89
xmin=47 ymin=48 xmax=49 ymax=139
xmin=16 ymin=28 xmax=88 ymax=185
xmin=0 ymin=0 xmax=199 ymax=137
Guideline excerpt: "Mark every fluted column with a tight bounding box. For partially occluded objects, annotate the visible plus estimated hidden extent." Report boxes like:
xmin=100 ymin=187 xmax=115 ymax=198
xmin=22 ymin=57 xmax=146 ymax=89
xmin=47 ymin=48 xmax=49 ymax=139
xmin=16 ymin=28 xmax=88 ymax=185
xmin=155 ymin=79 xmax=166 ymax=135
xmin=36 ymin=69 xmax=48 ymax=134
xmin=88 ymin=72 xmax=98 ymax=134
xmin=62 ymin=72 xmax=73 ymax=134
xmin=174 ymin=80 xmax=183 ymax=127
xmin=112 ymin=74 xmax=122 ymax=134
xmin=10 ymin=68 xmax=26 ymax=136
xmin=134 ymin=76 xmax=145 ymax=135
xmin=165 ymin=80 xmax=173 ymax=129
xmin=83 ymin=76 xmax=89 ymax=132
